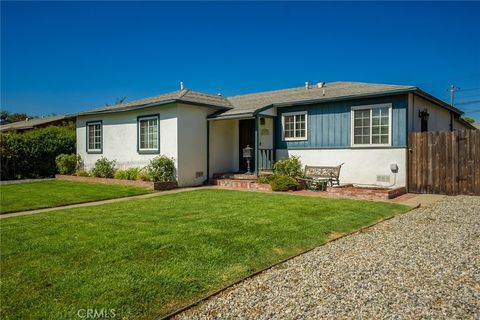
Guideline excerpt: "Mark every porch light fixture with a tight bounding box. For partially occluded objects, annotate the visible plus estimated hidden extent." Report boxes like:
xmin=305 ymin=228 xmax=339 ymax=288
xmin=418 ymin=109 xmax=429 ymax=120
xmin=242 ymin=145 xmax=254 ymax=175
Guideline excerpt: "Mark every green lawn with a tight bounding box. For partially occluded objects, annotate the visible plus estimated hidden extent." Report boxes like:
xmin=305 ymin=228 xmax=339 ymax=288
xmin=0 ymin=180 xmax=152 ymax=214
xmin=0 ymin=189 xmax=409 ymax=319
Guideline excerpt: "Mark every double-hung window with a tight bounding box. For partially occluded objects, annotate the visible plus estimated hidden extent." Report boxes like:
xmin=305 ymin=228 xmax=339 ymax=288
xmin=86 ymin=121 xmax=102 ymax=153
xmin=138 ymin=115 xmax=159 ymax=153
xmin=351 ymin=104 xmax=391 ymax=146
xmin=282 ymin=111 xmax=307 ymax=141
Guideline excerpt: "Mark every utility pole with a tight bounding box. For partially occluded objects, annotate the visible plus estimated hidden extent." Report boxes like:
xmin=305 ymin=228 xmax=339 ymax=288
xmin=448 ymin=84 xmax=460 ymax=107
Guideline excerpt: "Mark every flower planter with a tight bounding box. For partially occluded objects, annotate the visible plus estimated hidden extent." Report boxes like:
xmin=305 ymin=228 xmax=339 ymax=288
xmin=153 ymin=181 xmax=178 ymax=191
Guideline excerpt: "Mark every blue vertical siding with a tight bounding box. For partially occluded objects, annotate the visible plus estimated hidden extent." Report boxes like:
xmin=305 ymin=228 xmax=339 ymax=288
xmin=275 ymin=94 xmax=408 ymax=148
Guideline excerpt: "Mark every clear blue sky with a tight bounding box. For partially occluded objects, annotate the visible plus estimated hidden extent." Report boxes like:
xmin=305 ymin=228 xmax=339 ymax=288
xmin=2 ymin=1 xmax=479 ymax=120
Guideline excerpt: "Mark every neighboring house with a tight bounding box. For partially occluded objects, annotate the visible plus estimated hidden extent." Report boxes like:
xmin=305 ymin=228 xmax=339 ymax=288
xmin=73 ymin=81 xmax=474 ymax=187
xmin=0 ymin=115 xmax=73 ymax=132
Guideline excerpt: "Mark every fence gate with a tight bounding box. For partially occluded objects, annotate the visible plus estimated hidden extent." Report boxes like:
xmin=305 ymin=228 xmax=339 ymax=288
xmin=408 ymin=130 xmax=480 ymax=195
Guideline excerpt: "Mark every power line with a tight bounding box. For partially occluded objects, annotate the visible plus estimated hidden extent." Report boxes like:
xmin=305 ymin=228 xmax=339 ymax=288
xmin=456 ymin=93 xmax=480 ymax=99
xmin=459 ymin=87 xmax=480 ymax=92
xmin=456 ymin=99 xmax=480 ymax=106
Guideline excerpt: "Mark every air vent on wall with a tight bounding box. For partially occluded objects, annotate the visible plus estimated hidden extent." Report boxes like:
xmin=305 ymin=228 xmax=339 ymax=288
xmin=376 ymin=175 xmax=391 ymax=183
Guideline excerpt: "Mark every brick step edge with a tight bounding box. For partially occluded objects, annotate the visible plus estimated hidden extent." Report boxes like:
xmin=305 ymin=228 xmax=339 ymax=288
xmin=210 ymin=179 xmax=272 ymax=191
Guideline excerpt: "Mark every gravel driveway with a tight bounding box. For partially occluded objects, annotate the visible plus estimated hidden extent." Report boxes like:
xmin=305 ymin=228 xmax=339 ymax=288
xmin=176 ymin=196 xmax=480 ymax=319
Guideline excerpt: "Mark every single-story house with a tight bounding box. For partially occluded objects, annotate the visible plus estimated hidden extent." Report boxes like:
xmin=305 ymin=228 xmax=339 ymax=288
xmin=72 ymin=81 xmax=474 ymax=187
xmin=0 ymin=115 xmax=74 ymax=132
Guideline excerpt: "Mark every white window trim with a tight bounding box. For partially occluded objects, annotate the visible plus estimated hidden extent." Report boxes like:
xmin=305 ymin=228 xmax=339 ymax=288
xmin=350 ymin=103 xmax=392 ymax=147
xmin=281 ymin=111 xmax=308 ymax=141
xmin=138 ymin=115 xmax=159 ymax=152
xmin=86 ymin=121 xmax=102 ymax=153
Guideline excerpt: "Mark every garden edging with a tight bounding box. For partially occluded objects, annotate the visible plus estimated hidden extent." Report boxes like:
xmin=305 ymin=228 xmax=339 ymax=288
xmin=55 ymin=174 xmax=178 ymax=191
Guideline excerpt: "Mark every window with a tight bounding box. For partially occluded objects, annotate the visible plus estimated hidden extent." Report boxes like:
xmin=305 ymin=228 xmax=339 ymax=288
xmin=138 ymin=115 xmax=159 ymax=153
xmin=282 ymin=111 xmax=307 ymax=141
xmin=86 ymin=121 xmax=102 ymax=153
xmin=351 ymin=104 xmax=391 ymax=146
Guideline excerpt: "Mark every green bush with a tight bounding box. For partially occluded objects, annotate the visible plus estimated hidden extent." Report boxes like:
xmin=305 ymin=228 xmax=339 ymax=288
xmin=268 ymin=174 xmax=299 ymax=192
xmin=76 ymin=170 xmax=90 ymax=177
xmin=273 ymin=156 xmax=303 ymax=178
xmin=55 ymin=154 xmax=81 ymax=175
xmin=91 ymin=157 xmax=116 ymax=178
xmin=257 ymin=174 xmax=274 ymax=184
xmin=138 ymin=169 xmax=150 ymax=182
xmin=114 ymin=167 xmax=140 ymax=180
xmin=0 ymin=124 xmax=76 ymax=180
xmin=146 ymin=156 xmax=175 ymax=182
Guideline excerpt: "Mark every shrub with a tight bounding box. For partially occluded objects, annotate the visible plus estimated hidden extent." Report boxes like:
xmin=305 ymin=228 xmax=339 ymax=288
xmin=114 ymin=167 xmax=140 ymax=180
xmin=91 ymin=157 xmax=116 ymax=178
xmin=138 ymin=169 xmax=150 ymax=182
xmin=146 ymin=156 xmax=175 ymax=182
xmin=268 ymin=174 xmax=299 ymax=192
xmin=55 ymin=154 xmax=81 ymax=175
xmin=76 ymin=170 xmax=90 ymax=177
xmin=0 ymin=124 xmax=76 ymax=180
xmin=257 ymin=174 xmax=274 ymax=184
xmin=273 ymin=156 xmax=303 ymax=178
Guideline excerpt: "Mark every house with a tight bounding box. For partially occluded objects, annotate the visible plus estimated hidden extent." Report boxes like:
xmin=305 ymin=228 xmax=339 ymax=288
xmin=73 ymin=81 xmax=473 ymax=187
xmin=0 ymin=115 xmax=73 ymax=132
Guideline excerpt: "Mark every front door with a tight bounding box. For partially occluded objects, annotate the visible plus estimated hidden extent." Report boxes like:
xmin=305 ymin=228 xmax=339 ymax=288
xmin=239 ymin=119 xmax=255 ymax=172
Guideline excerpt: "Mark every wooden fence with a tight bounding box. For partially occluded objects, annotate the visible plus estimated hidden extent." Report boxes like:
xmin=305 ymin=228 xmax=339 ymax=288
xmin=408 ymin=130 xmax=480 ymax=195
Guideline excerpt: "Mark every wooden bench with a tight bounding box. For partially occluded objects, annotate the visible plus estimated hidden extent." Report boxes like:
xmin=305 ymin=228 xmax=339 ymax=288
xmin=299 ymin=163 xmax=344 ymax=187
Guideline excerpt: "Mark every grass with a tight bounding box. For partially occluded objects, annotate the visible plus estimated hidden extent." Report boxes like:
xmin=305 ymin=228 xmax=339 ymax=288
xmin=0 ymin=189 xmax=409 ymax=319
xmin=0 ymin=180 xmax=152 ymax=214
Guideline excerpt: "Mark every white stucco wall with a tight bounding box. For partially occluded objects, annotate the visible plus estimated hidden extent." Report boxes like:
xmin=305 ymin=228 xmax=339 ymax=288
xmin=77 ymin=105 xmax=178 ymax=172
xmin=176 ymin=104 xmax=213 ymax=186
xmin=209 ymin=119 xmax=239 ymax=176
xmin=277 ymin=148 xmax=407 ymax=187
xmin=77 ymin=103 xmax=220 ymax=187
xmin=408 ymin=94 xmax=452 ymax=132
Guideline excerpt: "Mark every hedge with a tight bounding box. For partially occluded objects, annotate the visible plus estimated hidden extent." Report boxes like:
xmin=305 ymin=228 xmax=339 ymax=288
xmin=0 ymin=125 xmax=76 ymax=180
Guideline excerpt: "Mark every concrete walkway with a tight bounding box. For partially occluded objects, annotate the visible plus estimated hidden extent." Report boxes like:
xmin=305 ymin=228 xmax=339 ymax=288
xmin=0 ymin=178 xmax=54 ymax=185
xmin=0 ymin=187 xmax=207 ymax=219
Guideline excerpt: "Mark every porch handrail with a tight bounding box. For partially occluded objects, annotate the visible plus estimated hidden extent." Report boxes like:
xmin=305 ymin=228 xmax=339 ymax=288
xmin=258 ymin=148 xmax=274 ymax=171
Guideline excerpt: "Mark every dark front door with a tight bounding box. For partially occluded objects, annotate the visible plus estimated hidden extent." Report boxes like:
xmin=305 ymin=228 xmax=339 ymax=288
xmin=239 ymin=119 xmax=255 ymax=172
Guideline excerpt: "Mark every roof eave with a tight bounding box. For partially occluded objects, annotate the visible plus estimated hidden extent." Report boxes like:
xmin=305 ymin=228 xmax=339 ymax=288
xmin=413 ymin=89 xmax=463 ymax=115
xmin=71 ymin=99 xmax=232 ymax=117
xmin=250 ymin=87 xmax=417 ymax=115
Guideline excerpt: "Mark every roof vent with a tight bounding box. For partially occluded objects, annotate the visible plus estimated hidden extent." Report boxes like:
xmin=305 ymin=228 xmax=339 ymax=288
xmin=317 ymin=82 xmax=325 ymax=88
xmin=305 ymin=81 xmax=309 ymax=90
xmin=180 ymin=81 xmax=185 ymax=90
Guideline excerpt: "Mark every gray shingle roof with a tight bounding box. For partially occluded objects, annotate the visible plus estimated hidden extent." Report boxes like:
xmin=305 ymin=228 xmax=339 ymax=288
xmin=72 ymin=81 xmax=463 ymax=119
xmin=73 ymin=89 xmax=232 ymax=116
xmin=221 ymin=81 xmax=416 ymax=117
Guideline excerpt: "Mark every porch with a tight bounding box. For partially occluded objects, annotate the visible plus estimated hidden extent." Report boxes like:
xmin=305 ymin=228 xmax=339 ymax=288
xmin=208 ymin=114 xmax=276 ymax=178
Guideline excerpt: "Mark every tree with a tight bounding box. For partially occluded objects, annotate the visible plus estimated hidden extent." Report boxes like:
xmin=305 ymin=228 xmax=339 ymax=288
xmin=461 ymin=116 xmax=476 ymax=124
xmin=0 ymin=110 xmax=37 ymax=125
